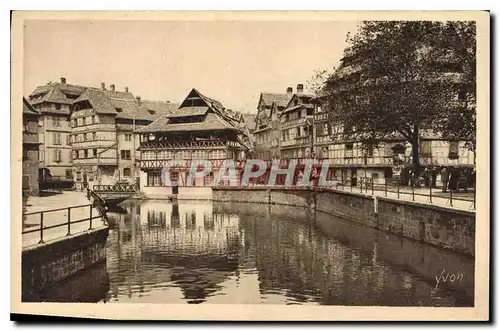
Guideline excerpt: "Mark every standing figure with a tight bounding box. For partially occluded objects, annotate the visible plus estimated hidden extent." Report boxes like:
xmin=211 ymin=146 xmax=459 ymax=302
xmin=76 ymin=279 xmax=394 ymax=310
xmin=440 ymin=167 xmax=449 ymax=193
xmin=449 ymin=167 xmax=458 ymax=192
xmin=423 ymin=167 xmax=431 ymax=187
xmin=431 ymin=166 xmax=437 ymax=188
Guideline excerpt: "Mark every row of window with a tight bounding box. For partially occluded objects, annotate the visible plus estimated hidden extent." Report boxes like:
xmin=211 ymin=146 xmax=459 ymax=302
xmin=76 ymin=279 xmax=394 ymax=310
xmin=146 ymin=171 xmax=214 ymax=187
xmin=71 ymin=115 xmax=98 ymax=127
xmin=74 ymin=168 xmax=132 ymax=182
xmin=282 ymin=108 xmax=314 ymax=123
xmin=52 ymin=132 xmax=70 ymax=145
xmin=141 ymin=150 xmax=228 ymax=160
xmin=68 ymin=133 xmax=131 ymax=144
xmin=71 ymin=149 xmax=132 ymax=160
xmin=281 ymin=126 xmax=310 ymax=141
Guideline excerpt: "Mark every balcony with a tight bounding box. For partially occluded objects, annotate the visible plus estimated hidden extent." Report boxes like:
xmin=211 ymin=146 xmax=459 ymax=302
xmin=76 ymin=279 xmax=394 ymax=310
xmin=140 ymin=140 xmax=235 ymax=150
xmin=71 ymin=123 xmax=115 ymax=133
xmin=73 ymin=157 xmax=117 ymax=166
xmin=71 ymin=140 xmax=117 ymax=149
xmin=281 ymin=117 xmax=307 ymax=129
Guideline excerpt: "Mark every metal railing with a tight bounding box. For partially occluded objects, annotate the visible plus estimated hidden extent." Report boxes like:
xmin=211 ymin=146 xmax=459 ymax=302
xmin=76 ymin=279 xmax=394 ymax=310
xmin=22 ymin=203 xmax=107 ymax=245
xmin=343 ymin=178 xmax=475 ymax=210
xmin=92 ymin=183 xmax=137 ymax=193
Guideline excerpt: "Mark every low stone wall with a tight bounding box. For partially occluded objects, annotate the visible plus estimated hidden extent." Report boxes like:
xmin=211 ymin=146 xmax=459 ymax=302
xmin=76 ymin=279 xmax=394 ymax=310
xmin=377 ymin=198 xmax=475 ymax=257
xmin=22 ymin=227 xmax=109 ymax=301
xmin=212 ymin=187 xmax=475 ymax=256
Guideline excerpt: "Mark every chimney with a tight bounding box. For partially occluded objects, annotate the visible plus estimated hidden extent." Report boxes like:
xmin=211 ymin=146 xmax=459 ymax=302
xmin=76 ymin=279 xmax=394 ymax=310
xmin=125 ymin=86 xmax=129 ymax=93
xmin=286 ymin=87 xmax=293 ymax=96
xmin=110 ymin=84 xmax=115 ymax=92
xmin=136 ymin=95 xmax=142 ymax=106
xmin=101 ymin=82 xmax=106 ymax=90
xmin=296 ymin=84 xmax=304 ymax=94
xmin=60 ymin=77 xmax=67 ymax=84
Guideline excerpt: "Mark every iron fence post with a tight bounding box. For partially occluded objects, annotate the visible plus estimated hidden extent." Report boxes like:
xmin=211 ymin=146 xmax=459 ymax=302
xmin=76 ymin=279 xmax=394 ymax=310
xmin=397 ymin=182 xmax=400 ymax=199
xmin=38 ymin=212 xmax=44 ymax=244
xmin=385 ymin=179 xmax=387 ymax=197
xmin=67 ymin=207 xmax=71 ymax=236
xmin=450 ymin=187 xmax=453 ymax=207
xmin=371 ymin=179 xmax=374 ymax=196
xmin=89 ymin=205 xmax=93 ymax=230
xmin=412 ymin=183 xmax=415 ymax=201
xmin=429 ymin=181 xmax=433 ymax=203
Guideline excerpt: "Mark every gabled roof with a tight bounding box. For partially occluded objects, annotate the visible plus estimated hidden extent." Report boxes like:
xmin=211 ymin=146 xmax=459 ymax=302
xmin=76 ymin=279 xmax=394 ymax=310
xmin=240 ymin=113 xmax=257 ymax=132
xmin=137 ymin=88 xmax=243 ymax=135
xmin=259 ymin=93 xmax=291 ymax=108
xmin=29 ymin=82 xmax=87 ymax=106
xmin=168 ymin=106 xmax=208 ymax=118
xmin=141 ymin=100 xmax=180 ymax=120
xmin=23 ymin=97 xmax=38 ymax=116
xmin=136 ymin=113 xmax=240 ymax=134
xmin=74 ymin=89 xmax=116 ymax=114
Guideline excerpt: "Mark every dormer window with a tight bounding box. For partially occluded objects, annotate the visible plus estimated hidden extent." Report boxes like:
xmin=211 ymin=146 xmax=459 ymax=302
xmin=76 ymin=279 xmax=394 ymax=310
xmin=294 ymin=99 xmax=298 ymax=106
xmin=115 ymin=108 xmax=123 ymax=112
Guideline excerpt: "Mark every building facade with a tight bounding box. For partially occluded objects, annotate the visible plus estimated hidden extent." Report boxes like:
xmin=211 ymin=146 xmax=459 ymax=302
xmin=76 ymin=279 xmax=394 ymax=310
xmin=28 ymin=78 xmax=178 ymax=191
xmin=70 ymin=84 xmax=178 ymax=190
xmin=28 ymin=78 xmax=84 ymax=183
xmin=253 ymin=88 xmax=292 ymax=160
xmin=137 ymin=88 xmax=249 ymax=199
xmin=279 ymin=84 xmax=315 ymax=159
xmin=22 ymin=98 xmax=40 ymax=196
xmin=312 ymin=47 xmax=475 ymax=185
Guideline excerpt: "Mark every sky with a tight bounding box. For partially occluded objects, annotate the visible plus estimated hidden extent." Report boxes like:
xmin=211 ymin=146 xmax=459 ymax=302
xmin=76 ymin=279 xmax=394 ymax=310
xmin=23 ymin=19 xmax=359 ymax=114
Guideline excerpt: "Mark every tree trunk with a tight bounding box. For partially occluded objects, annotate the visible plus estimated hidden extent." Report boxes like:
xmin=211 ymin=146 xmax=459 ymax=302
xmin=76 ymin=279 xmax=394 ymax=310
xmin=411 ymin=129 xmax=420 ymax=179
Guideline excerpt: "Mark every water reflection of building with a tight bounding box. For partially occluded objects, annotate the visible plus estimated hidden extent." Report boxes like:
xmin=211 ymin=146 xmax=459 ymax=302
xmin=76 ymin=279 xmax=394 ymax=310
xmin=224 ymin=202 xmax=469 ymax=306
xmin=104 ymin=200 xmax=243 ymax=304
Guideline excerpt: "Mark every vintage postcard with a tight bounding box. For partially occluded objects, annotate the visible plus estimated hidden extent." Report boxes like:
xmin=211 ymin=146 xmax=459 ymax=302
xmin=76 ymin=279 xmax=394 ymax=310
xmin=11 ymin=10 xmax=490 ymax=321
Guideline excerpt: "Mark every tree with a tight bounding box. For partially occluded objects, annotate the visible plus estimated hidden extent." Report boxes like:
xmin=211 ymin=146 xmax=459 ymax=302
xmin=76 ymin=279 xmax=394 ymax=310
xmin=321 ymin=21 xmax=476 ymax=176
xmin=429 ymin=21 xmax=476 ymax=153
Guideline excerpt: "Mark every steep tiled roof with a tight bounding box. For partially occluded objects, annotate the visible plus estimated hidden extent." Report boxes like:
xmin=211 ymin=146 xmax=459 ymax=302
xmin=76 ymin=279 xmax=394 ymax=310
xmin=29 ymin=82 xmax=87 ymax=105
xmin=241 ymin=113 xmax=257 ymax=132
xmin=136 ymin=113 xmax=240 ymax=134
xmin=74 ymin=89 xmax=116 ymax=114
xmin=168 ymin=106 xmax=208 ymax=118
xmin=23 ymin=97 xmax=38 ymax=116
xmin=260 ymin=93 xmax=291 ymax=108
xmin=141 ymin=100 xmax=180 ymax=119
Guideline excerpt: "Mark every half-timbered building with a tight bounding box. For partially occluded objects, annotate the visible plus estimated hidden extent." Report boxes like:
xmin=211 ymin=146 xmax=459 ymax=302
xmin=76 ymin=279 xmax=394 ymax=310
xmin=136 ymin=88 xmax=249 ymax=199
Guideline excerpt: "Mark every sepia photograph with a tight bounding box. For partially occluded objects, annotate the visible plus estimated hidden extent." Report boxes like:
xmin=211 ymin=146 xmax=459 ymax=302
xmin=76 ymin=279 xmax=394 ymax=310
xmin=10 ymin=10 xmax=490 ymax=321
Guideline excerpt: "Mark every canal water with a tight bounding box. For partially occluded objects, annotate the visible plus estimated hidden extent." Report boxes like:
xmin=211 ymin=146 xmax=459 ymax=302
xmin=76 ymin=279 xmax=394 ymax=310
xmin=39 ymin=199 xmax=474 ymax=306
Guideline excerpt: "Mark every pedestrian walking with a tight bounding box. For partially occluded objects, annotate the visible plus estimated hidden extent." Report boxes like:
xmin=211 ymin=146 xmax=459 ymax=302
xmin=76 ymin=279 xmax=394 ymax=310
xmin=440 ymin=167 xmax=449 ymax=192
xmin=423 ymin=167 xmax=430 ymax=187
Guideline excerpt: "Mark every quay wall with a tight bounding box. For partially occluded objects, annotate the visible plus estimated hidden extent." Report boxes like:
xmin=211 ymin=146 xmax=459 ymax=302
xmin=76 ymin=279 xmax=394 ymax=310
xmin=212 ymin=187 xmax=475 ymax=256
xmin=22 ymin=227 xmax=109 ymax=301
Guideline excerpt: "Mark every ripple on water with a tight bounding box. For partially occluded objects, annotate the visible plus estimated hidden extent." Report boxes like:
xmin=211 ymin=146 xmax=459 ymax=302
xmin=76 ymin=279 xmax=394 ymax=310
xmin=39 ymin=200 xmax=474 ymax=306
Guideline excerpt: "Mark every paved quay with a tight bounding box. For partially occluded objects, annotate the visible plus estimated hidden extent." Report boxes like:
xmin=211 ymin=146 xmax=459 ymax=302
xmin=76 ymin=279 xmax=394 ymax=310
xmin=331 ymin=184 xmax=475 ymax=211
xmin=22 ymin=191 xmax=107 ymax=248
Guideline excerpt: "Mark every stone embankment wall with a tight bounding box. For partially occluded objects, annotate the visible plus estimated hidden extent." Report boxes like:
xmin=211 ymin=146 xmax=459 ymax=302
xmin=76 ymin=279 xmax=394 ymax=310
xmin=212 ymin=187 xmax=475 ymax=256
xmin=22 ymin=227 xmax=109 ymax=301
